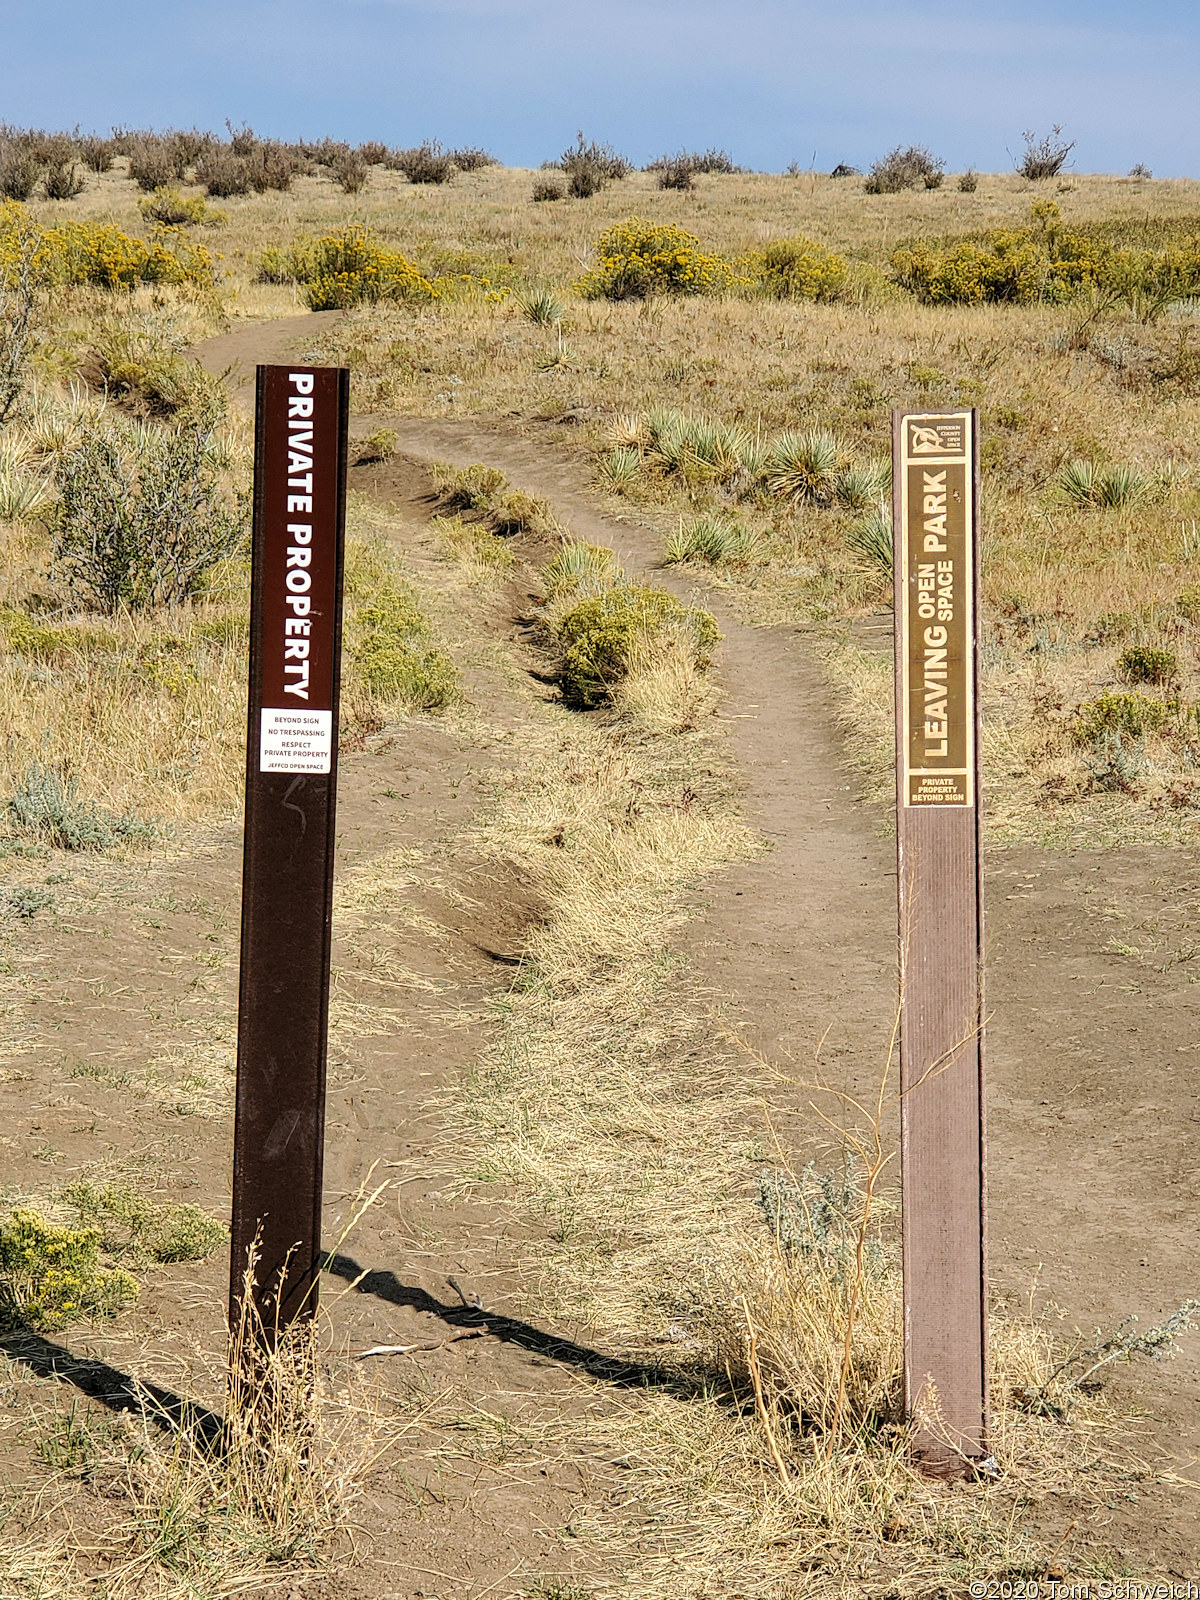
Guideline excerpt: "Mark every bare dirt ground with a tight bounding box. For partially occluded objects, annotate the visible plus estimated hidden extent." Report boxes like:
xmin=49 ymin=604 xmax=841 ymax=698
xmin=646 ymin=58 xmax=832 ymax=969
xmin=3 ymin=312 xmax=1197 ymax=1591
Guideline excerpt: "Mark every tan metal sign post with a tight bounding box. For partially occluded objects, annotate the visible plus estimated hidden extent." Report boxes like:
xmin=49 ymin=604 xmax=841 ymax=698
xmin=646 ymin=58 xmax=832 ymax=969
xmin=892 ymin=408 xmax=988 ymax=1475
xmin=229 ymin=364 xmax=349 ymax=1344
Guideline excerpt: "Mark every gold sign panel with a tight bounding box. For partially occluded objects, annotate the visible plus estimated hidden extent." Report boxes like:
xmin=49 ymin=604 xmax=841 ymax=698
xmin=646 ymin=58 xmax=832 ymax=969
xmin=897 ymin=411 xmax=976 ymax=808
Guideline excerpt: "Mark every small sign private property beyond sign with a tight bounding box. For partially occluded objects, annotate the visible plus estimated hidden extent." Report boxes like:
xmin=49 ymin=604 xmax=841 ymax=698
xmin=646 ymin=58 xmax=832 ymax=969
xmin=229 ymin=365 xmax=349 ymax=1340
xmin=893 ymin=408 xmax=988 ymax=1475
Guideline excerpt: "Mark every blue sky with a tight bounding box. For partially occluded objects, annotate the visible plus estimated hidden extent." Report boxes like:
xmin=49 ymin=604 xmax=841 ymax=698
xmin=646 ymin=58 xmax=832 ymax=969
xmin=2 ymin=0 xmax=1197 ymax=175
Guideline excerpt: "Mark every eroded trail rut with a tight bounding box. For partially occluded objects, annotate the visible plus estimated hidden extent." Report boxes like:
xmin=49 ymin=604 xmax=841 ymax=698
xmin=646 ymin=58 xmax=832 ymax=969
xmin=192 ymin=320 xmax=1200 ymax=1575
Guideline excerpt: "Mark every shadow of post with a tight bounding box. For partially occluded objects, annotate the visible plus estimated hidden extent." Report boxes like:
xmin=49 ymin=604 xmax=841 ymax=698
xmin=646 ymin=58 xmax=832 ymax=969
xmin=0 ymin=1329 xmax=224 ymax=1446
xmin=323 ymin=1252 xmax=716 ymax=1397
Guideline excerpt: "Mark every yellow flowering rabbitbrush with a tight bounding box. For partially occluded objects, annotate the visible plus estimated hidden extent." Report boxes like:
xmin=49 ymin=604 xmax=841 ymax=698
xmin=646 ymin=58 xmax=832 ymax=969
xmin=0 ymin=200 xmax=213 ymax=290
xmin=576 ymin=218 xmax=736 ymax=301
xmin=298 ymin=225 xmax=439 ymax=310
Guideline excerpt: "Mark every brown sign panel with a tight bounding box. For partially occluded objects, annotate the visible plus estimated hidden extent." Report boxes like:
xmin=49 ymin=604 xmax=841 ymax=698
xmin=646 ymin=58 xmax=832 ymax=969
xmin=229 ymin=365 xmax=349 ymax=1341
xmin=892 ymin=408 xmax=988 ymax=1476
xmin=899 ymin=414 xmax=975 ymax=808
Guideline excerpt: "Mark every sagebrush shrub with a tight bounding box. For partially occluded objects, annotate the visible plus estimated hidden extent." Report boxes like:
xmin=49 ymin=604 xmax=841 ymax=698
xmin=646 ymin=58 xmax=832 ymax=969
xmin=576 ymin=218 xmax=734 ymax=300
xmin=1019 ymin=125 xmax=1074 ymax=180
xmin=77 ymin=135 xmax=115 ymax=173
xmin=451 ymin=146 xmax=497 ymax=171
xmin=0 ymin=142 xmax=41 ymax=202
xmin=392 ymin=142 xmax=457 ymax=184
xmin=46 ymin=404 xmax=247 ymax=611
xmin=126 ymin=138 xmax=179 ymax=192
xmin=532 ymin=177 xmax=565 ymax=202
xmin=864 ymin=145 xmax=944 ymax=193
xmin=330 ymin=149 xmax=369 ymax=194
xmin=7 ymin=761 xmax=155 ymax=851
xmin=42 ymin=160 xmax=85 ymax=200
xmin=557 ymin=132 xmax=630 ymax=198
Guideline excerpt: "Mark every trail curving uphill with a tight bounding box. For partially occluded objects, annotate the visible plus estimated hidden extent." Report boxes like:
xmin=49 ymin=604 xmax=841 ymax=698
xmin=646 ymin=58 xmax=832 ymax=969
xmin=195 ymin=316 xmax=1200 ymax=1576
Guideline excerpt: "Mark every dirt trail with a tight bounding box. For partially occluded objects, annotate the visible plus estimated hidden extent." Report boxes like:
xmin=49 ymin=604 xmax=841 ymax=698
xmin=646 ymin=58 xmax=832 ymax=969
xmin=192 ymin=318 xmax=1200 ymax=1571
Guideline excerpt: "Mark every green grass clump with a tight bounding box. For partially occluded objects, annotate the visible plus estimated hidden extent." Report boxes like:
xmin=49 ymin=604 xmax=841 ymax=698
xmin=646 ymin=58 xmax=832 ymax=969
xmin=555 ymin=583 xmax=719 ymax=708
xmin=61 ymin=1182 xmax=227 ymax=1266
xmin=0 ymin=1210 xmax=138 ymax=1332
xmin=346 ymin=546 xmax=458 ymax=711
xmin=575 ymin=218 xmax=735 ymax=301
xmin=542 ymin=540 xmax=623 ymax=599
xmin=1055 ymin=459 xmax=1150 ymax=509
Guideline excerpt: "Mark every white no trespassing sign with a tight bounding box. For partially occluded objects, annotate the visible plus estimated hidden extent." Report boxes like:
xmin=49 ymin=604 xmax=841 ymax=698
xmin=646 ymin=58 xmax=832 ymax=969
xmin=259 ymin=708 xmax=334 ymax=774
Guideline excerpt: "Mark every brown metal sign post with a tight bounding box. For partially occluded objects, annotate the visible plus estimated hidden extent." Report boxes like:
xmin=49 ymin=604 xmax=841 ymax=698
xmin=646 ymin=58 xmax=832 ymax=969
xmin=229 ymin=364 xmax=349 ymax=1342
xmin=892 ymin=408 xmax=988 ymax=1475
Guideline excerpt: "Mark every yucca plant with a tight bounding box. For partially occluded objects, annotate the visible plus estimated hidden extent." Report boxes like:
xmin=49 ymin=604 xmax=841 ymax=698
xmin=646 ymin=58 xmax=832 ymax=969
xmin=1094 ymin=463 xmax=1149 ymax=508
xmin=0 ymin=465 xmax=52 ymax=522
xmin=514 ymin=285 xmax=566 ymax=326
xmin=664 ymin=514 xmax=762 ymax=566
xmin=1056 ymin=458 xmax=1149 ymax=509
xmin=606 ymin=413 xmax=644 ymax=449
xmin=835 ymin=460 xmax=891 ymax=512
xmin=764 ymin=429 xmax=841 ymax=504
xmin=599 ymin=446 xmax=641 ymax=490
xmin=847 ymin=504 xmax=894 ymax=580
xmin=542 ymin=539 xmax=623 ymax=599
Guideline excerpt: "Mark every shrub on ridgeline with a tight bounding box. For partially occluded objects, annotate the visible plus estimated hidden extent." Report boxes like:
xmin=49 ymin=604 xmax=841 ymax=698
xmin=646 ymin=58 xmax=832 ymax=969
xmin=357 ymin=141 xmax=390 ymax=167
xmin=450 ymin=147 xmax=498 ymax=172
xmin=42 ymin=159 xmax=85 ymax=200
xmin=532 ymin=177 xmax=565 ymax=202
xmin=557 ymin=132 xmax=631 ymax=198
xmin=330 ymin=149 xmax=370 ymax=194
xmin=1018 ymin=126 xmax=1075 ymax=181
xmin=77 ymin=135 xmax=115 ymax=173
xmin=864 ymin=145 xmax=945 ymax=193
xmin=576 ymin=218 xmax=733 ymax=300
xmin=126 ymin=138 xmax=180 ymax=193
xmin=958 ymin=169 xmax=979 ymax=193
xmin=391 ymin=142 xmax=457 ymax=185
xmin=0 ymin=141 xmax=42 ymax=202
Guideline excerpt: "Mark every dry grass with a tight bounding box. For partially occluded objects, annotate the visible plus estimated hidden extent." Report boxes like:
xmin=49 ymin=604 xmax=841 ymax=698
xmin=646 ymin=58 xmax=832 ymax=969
xmin=445 ymin=640 xmax=1170 ymax=1593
